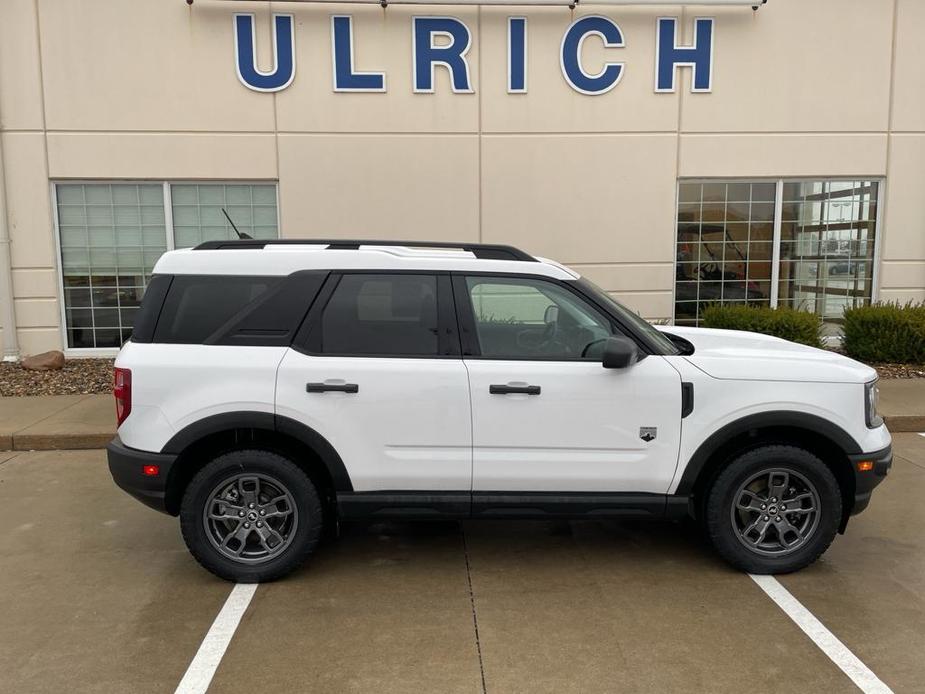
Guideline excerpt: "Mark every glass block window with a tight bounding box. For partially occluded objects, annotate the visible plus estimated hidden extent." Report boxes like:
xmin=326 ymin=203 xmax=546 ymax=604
xmin=57 ymin=184 xmax=167 ymax=348
xmin=675 ymin=181 xmax=776 ymax=326
xmin=171 ymin=184 xmax=278 ymax=248
xmin=56 ymin=182 xmax=279 ymax=349
xmin=675 ymin=179 xmax=880 ymax=332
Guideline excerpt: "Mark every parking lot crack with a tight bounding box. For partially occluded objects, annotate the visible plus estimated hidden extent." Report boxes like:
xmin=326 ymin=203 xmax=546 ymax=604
xmin=462 ymin=527 xmax=488 ymax=694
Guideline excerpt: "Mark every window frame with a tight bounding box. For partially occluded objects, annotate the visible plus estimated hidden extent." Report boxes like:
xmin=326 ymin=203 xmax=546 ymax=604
xmin=672 ymin=177 xmax=885 ymax=332
xmin=51 ymin=180 xmax=280 ymax=355
xmin=452 ymin=272 xmax=650 ymax=362
xmin=292 ymin=270 xmax=462 ymax=360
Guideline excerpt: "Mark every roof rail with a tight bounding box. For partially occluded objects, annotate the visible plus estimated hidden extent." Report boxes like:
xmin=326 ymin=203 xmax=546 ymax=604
xmin=192 ymin=239 xmax=536 ymax=262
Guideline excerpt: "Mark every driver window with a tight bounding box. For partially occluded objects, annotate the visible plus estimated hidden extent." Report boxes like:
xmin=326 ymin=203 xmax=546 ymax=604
xmin=465 ymin=276 xmax=614 ymax=360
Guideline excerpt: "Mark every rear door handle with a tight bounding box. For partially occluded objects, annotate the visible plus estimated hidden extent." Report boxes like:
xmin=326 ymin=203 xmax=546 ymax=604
xmin=489 ymin=384 xmax=541 ymax=395
xmin=306 ymin=382 xmax=359 ymax=394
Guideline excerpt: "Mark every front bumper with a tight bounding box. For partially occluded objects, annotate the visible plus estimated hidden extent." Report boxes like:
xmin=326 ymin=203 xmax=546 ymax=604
xmin=848 ymin=444 xmax=892 ymax=517
xmin=107 ymin=436 xmax=177 ymax=514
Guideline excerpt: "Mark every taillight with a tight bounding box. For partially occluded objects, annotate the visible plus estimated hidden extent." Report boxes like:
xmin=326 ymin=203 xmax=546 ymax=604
xmin=113 ymin=367 xmax=132 ymax=426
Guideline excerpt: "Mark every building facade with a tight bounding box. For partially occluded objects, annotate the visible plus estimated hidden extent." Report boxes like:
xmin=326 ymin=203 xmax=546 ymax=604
xmin=0 ymin=0 xmax=923 ymax=356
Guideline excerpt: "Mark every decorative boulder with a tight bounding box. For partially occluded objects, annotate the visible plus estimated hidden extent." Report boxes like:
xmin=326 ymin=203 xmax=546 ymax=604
xmin=21 ymin=350 xmax=65 ymax=371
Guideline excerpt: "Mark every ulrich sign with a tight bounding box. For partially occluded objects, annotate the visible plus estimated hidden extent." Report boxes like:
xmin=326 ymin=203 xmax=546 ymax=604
xmin=233 ymin=14 xmax=715 ymax=95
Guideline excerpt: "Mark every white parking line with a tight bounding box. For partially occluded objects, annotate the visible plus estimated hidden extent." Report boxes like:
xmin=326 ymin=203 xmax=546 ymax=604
xmin=750 ymin=575 xmax=893 ymax=693
xmin=175 ymin=583 xmax=258 ymax=694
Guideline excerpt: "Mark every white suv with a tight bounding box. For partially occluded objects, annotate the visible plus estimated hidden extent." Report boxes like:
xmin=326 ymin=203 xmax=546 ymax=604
xmin=107 ymin=240 xmax=892 ymax=582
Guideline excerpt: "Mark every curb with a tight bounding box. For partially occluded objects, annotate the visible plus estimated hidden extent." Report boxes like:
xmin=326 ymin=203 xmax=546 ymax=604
xmin=4 ymin=433 xmax=114 ymax=452
xmin=883 ymin=415 xmax=925 ymax=433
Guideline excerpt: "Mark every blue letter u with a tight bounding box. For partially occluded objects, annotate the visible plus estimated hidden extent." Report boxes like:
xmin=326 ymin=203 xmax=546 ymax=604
xmin=234 ymin=14 xmax=295 ymax=93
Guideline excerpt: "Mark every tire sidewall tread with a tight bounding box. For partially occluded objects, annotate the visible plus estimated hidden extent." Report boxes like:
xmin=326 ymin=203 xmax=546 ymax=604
xmin=705 ymin=445 xmax=842 ymax=574
xmin=180 ymin=449 xmax=323 ymax=583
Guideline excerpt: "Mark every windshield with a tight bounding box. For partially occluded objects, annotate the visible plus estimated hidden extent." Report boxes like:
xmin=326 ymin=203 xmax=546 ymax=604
xmin=573 ymin=277 xmax=680 ymax=355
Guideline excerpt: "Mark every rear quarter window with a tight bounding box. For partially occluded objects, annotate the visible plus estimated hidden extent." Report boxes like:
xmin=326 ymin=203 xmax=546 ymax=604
xmin=153 ymin=275 xmax=281 ymax=344
xmin=129 ymin=274 xmax=172 ymax=343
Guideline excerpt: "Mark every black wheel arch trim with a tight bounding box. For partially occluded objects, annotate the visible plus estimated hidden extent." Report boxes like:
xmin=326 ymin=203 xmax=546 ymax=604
xmin=161 ymin=411 xmax=354 ymax=492
xmin=675 ymin=411 xmax=862 ymax=496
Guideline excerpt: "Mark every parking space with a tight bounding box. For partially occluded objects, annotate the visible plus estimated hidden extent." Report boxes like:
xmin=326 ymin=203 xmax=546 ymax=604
xmin=1 ymin=439 xmax=924 ymax=693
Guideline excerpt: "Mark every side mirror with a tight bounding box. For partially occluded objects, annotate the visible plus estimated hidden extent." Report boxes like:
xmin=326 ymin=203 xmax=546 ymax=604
xmin=601 ymin=336 xmax=639 ymax=369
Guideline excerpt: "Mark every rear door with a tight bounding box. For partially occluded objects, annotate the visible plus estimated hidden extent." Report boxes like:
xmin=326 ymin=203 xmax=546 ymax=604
xmin=456 ymin=274 xmax=682 ymax=494
xmin=276 ymin=272 xmax=472 ymax=492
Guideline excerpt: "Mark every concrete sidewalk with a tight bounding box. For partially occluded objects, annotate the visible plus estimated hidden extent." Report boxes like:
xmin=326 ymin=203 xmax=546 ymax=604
xmin=0 ymin=379 xmax=923 ymax=451
xmin=0 ymin=394 xmax=114 ymax=451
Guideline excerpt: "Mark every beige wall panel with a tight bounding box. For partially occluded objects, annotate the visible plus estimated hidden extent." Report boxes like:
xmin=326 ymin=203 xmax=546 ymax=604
xmin=678 ymin=134 xmax=888 ymax=178
xmin=481 ymin=134 xmax=677 ymax=264
xmin=14 ymin=298 xmax=58 ymax=329
xmin=878 ymin=262 xmax=925 ymax=292
xmin=1 ymin=133 xmax=55 ymax=270
xmin=611 ymin=291 xmax=672 ymax=320
xmin=681 ymin=0 xmax=893 ymax=133
xmin=46 ymin=133 xmax=277 ymax=180
xmin=12 ymin=269 xmax=58 ymax=299
xmin=37 ymin=0 xmax=275 ymax=132
xmin=0 ymin=0 xmax=45 ymax=130
xmin=892 ymin=0 xmax=925 ymax=132
xmin=480 ymin=8 xmax=679 ymax=133
xmin=16 ymin=328 xmax=62 ymax=355
xmin=277 ymin=134 xmax=478 ymax=239
xmin=275 ymin=6 xmax=478 ymax=133
xmin=574 ymin=263 xmax=674 ymax=293
xmin=882 ymin=135 xmax=925 ymax=263
xmin=879 ymin=288 xmax=925 ymax=305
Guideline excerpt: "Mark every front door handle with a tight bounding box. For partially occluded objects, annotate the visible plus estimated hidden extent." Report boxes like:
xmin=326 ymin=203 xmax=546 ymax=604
xmin=489 ymin=384 xmax=541 ymax=395
xmin=306 ymin=382 xmax=359 ymax=394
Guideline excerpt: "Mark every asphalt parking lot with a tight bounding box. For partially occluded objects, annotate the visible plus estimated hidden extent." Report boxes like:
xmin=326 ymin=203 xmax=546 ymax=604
xmin=1 ymin=436 xmax=924 ymax=694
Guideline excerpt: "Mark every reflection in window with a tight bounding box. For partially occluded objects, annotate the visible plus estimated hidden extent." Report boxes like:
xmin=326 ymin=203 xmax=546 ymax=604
xmin=777 ymin=181 xmax=878 ymax=337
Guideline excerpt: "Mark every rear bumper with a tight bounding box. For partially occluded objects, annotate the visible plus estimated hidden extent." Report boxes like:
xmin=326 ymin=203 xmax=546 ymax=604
xmin=848 ymin=444 xmax=892 ymax=517
xmin=107 ymin=436 xmax=177 ymax=515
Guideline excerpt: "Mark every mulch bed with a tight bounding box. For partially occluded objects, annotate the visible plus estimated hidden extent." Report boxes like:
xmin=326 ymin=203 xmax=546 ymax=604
xmin=0 ymin=358 xmax=114 ymax=397
xmin=871 ymin=362 xmax=925 ymax=379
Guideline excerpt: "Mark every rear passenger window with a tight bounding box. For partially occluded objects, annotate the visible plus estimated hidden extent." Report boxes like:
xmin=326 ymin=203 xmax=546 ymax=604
xmin=320 ymin=274 xmax=439 ymax=356
xmin=154 ymin=275 xmax=280 ymax=344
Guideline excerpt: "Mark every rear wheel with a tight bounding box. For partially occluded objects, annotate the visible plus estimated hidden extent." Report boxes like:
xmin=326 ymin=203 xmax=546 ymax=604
xmin=705 ymin=445 xmax=841 ymax=574
xmin=180 ymin=450 xmax=323 ymax=582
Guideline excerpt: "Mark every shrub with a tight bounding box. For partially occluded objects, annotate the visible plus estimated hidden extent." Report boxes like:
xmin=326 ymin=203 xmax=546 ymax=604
xmin=701 ymin=304 xmax=823 ymax=348
xmin=842 ymin=302 xmax=925 ymax=364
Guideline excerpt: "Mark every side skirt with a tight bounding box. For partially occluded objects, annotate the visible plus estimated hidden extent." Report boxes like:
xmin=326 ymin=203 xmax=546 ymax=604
xmin=337 ymin=491 xmax=692 ymax=521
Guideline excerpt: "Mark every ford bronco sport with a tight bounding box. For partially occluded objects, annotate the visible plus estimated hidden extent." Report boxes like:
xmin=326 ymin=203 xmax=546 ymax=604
xmin=107 ymin=240 xmax=892 ymax=582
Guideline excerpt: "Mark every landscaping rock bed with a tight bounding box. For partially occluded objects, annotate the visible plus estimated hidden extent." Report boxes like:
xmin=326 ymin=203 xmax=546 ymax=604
xmin=0 ymin=358 xmax=114 ymax=397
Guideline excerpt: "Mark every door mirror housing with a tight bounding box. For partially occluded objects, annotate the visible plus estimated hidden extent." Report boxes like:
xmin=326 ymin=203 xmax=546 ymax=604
xmin=601 ymin=336 xmax=639 ymax=369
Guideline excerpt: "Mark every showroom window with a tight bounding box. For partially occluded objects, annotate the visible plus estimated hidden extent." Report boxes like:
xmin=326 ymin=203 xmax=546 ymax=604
xmin=675 ymin=179 xmax=880 ymax=334
xmin=55 ymin=182 xmax=279 ymax=349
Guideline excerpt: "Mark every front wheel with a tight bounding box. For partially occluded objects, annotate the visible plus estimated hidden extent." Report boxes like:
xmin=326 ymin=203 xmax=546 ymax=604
xmin=180 ymin=450 xmax=323 ymax=582
xmin=705 ymin=445 xmax=842 ymax=574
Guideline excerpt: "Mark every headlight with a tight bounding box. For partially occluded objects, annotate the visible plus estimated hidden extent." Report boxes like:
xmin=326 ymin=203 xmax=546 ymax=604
xmin=865 ymin=380 xmax=883 ymax=428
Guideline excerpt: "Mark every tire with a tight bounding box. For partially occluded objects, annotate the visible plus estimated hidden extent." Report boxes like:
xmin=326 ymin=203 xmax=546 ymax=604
xmin=705 ymin=445 xmax=842 ymax=574
xmin=180 ymin=449 xmax=323 ymax=582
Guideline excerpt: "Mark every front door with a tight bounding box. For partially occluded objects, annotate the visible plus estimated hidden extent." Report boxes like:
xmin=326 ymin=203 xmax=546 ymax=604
xmin=456 ymin=274 xmax=682 ymax=494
